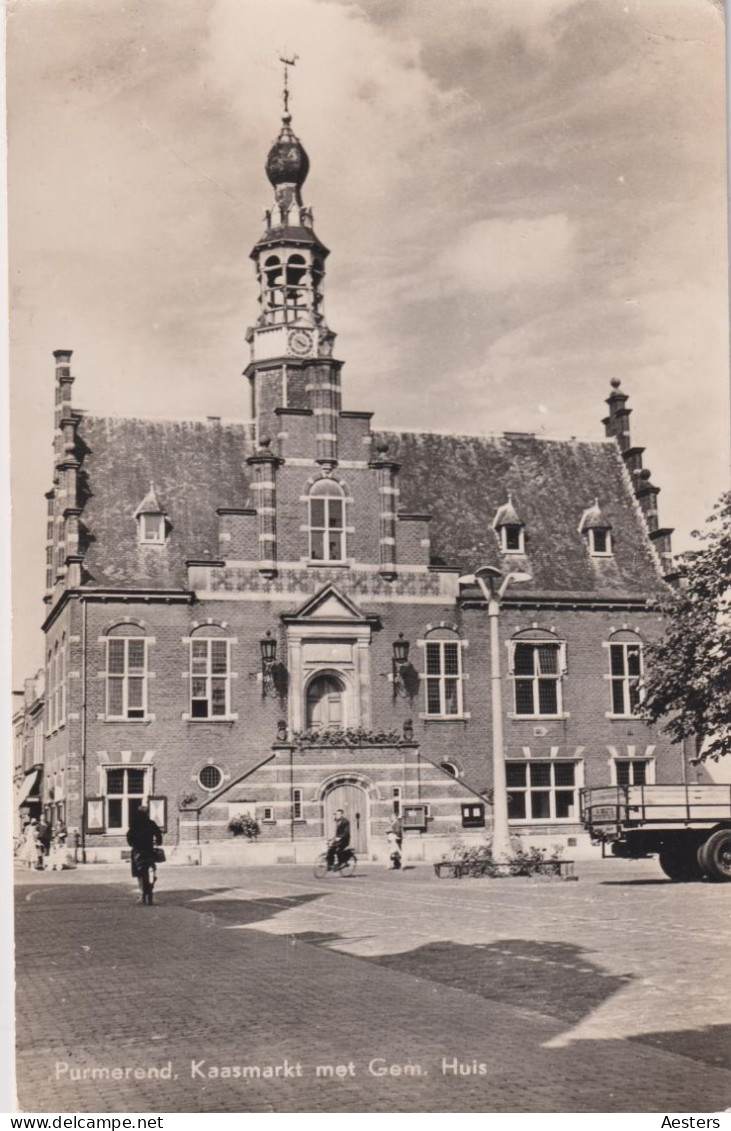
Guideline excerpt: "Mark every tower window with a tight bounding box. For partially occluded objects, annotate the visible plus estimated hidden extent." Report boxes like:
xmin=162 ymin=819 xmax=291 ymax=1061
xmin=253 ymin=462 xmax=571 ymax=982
xmin=308 ymin=480 xmax=346 ymax=562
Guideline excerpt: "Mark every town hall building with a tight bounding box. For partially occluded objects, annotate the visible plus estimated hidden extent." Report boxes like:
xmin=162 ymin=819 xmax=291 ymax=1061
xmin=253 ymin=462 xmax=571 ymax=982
xmin=38 ymin=92 xmax=683 ymax=864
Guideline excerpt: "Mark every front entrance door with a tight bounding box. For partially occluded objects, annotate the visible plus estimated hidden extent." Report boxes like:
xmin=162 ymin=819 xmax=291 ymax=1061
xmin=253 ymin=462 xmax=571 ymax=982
xmin=324 ymin=783 xmax=368 ymax=855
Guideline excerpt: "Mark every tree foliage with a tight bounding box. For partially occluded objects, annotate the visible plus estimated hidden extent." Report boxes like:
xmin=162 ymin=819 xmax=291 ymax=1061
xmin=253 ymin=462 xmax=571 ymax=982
xmin=642 ymin=492 xmax=731 ymax=761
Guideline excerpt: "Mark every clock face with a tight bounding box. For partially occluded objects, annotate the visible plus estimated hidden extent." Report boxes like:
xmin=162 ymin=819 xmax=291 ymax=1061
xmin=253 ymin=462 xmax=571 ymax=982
xmin=288 ymin=329 xmax=313 ymax=357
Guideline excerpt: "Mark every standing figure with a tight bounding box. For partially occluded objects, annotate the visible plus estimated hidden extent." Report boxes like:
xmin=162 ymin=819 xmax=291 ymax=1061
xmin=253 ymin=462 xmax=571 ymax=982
xmin=126 ymin=804 xmax=163 ymax=904
xmin=386 ymin=814 xmax=403 ymax=870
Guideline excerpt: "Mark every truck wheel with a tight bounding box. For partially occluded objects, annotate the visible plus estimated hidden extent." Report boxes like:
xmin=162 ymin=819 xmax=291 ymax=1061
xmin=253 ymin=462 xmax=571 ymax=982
xmin=658 ymin=847 xmax=704 ymax=882
xmin=698 ymin=831 xmax=731 ymax=883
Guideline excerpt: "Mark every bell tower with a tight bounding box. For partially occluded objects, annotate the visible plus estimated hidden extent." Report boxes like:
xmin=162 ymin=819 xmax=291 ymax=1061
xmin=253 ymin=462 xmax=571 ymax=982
xmin=245 ymin=59 xmax=342 ymax=465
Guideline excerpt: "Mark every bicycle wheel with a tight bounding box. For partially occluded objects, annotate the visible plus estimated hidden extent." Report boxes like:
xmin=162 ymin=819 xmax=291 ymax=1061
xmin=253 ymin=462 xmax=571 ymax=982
xmin=142 ymin=865 xmax=156 ymax=904
xmin=339 ymin=852 xmax=356 ymax=878
xmin=313 ymin=855 xmax=330 ymax=880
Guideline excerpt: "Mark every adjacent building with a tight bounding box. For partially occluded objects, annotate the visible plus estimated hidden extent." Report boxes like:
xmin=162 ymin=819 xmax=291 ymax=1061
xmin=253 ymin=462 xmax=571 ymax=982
xmin=39 ymin=97 xmax=687 ymax=864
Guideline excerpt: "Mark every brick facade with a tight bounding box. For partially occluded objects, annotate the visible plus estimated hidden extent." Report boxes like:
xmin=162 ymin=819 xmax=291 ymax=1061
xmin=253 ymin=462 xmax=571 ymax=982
xmin=34 ymin=104 xmax=695 ymax=865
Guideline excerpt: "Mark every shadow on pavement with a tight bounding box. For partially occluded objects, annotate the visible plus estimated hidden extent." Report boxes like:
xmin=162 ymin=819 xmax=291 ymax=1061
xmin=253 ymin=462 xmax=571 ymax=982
xmin=178 ymin=888 xmax=326 ymax=926
xmin=629 ymin=1023 xmax=731 ymax=1069
xmin=291 ymin=933 xmax=632 ymax=1026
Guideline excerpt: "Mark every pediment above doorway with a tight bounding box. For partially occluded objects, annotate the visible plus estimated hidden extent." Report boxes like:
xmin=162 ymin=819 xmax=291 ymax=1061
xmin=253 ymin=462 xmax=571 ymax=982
xmin=283 ymin=583 xmax=379 ymax=625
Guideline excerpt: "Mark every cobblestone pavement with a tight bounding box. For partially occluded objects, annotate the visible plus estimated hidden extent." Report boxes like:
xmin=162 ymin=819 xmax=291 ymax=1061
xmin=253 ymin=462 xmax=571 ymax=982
xmin=14 ymin=859 xmax=731 ymax=1113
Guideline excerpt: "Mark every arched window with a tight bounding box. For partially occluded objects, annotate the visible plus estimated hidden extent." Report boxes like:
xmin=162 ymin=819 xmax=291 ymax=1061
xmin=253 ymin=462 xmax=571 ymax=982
xmin=306 ymin=674 xmax=345 ymax=730
xmin=190 ymin=625 xmax=232 ymax=720
xmin=607 ymin=630 xmax=643 ymax=716
xmin=285 ymin=254 xmax=308 ymax=313
xmin=105 ymin=623 xmax=149 ymax=721
xmin=440 ymin=761 xmax=459 ymax=779
xmin=264 ymin=255 xmax=283 ymax=311
xmin=308 ymin=479 xmax=346 ymax=562
xmin=508 ymin=629 xmax=565 ymax=717
xmin=423 ymin=628 xmax=465 ymax=717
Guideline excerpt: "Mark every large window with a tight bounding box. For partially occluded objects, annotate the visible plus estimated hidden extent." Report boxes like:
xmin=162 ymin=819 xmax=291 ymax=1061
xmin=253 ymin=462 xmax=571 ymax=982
xmin=424 ymin=635 xmax=464 ymax=717
xmin=507 ymin=761 xmax=578 ymax=821
xmin=105 ymin=767 xmax=147 ymax=830
xmin=609 ymin=638 xmax=643 ymax=715
xmin=510 ymin=636 xmax=564 ymax=716
xmin=308 ymin=480 xmax=346 ymax=562
xmin=107 ymin=637 xmax=147 ymax=719
xmin=190 ymin=637 xmax=230 ymax=718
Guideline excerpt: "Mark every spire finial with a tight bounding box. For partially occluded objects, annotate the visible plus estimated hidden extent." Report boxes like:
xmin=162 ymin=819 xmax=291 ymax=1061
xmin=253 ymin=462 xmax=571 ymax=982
xmin=279 ymin=53 xmax=299 ymax=120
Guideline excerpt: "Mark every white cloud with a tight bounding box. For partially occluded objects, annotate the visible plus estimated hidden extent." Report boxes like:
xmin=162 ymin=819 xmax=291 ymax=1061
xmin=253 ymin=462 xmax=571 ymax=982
xmin=439 ymin=214 xmax=576 ymax=296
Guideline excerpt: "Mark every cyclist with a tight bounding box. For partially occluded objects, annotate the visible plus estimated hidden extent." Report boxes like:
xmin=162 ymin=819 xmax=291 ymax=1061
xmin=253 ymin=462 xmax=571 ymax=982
xmin=126 ymin=803 xmax=163 ymax=903
xmin=326 ymin=808 xmax=351 ymax=871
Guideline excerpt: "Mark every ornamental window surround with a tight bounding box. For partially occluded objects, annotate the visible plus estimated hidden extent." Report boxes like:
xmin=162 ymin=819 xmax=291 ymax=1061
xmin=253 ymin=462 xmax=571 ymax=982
xmin=104 ymin=765 xmax=149 ymax=831
xmin=605 ymin=631 xmax=644 ymax=717
xmin=508 ymin=631 xmax=566 ymax=718
xmin=506 ymin=760 xmax=580 ymax=822
xmin=308 ymin=479 xmax=346 ymax=563
xmin=306 ymin=672 xmax=346 ymax=730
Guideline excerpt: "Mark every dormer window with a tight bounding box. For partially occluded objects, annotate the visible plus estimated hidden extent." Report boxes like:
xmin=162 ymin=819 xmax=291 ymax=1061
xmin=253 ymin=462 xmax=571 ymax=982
xmin=503 ymin=525 xmax=523 ymax=552
xmin=141 ymin=514 xmax=165 ymax=544
xmin=134 ymin=483 xmax=168 ymax=546
xmin=493 ymin=496 xmax=525 ymax=555
xmin=579 ymin=500 xmax=612 ymax=557
xmin=589 ymin=527 xmax=610 ymax=555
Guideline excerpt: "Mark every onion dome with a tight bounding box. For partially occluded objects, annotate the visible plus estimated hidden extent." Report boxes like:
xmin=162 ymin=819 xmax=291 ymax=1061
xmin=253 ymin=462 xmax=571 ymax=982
xmin=265 ymin=115 xmax=310 ymax=188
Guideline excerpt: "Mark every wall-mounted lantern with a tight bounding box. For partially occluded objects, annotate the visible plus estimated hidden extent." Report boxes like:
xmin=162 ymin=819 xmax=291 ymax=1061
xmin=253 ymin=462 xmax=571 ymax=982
xmin=260 ymin=630 xmax=278 ymax=697
xmin=392 ymin=633 xmax=411 ymax=698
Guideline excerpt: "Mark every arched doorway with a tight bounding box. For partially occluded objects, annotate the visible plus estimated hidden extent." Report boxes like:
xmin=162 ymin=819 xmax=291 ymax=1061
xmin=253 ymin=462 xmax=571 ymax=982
xmin=306 ymin=673 xmax=345 ymax=730
xmin=323 ymin=781 xmax=369 ymax=855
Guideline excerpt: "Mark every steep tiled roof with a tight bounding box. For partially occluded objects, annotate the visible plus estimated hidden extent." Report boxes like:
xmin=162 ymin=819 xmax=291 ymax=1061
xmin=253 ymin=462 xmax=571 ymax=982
xmin=73 ymin=414 xmax=666 ymax=597
xmin=76 ymin=416 xmax=253 ymax=589
xmin=377 ymin=430 xmax=666 ymax=596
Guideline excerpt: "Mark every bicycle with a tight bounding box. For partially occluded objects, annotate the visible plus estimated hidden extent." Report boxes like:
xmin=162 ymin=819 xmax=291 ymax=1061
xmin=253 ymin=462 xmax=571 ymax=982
xmin=313 ymin=847 xmax=357 ymax=879
xmin=132 ymin=849 xmax=158 ymax=904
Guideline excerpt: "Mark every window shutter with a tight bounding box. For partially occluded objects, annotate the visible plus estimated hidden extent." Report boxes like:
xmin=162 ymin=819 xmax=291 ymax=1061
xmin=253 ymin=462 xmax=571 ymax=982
xmin=86 ymin=797 xmax=105 ymax=834
xmin=559 ymin=641 xmax=568 ymax=674
xmin=149 ymin=796 xmax=167 ymax=832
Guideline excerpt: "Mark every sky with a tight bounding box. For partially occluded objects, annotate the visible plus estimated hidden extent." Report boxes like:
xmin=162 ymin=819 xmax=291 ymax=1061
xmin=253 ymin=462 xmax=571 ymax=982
xmin=7 ymin=0 xmax=729 ymax=685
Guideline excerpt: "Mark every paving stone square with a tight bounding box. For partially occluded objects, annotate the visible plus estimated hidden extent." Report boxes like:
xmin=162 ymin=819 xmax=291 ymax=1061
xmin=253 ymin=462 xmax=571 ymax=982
xmin=13 ymin=858 xmax=731 ymax=1113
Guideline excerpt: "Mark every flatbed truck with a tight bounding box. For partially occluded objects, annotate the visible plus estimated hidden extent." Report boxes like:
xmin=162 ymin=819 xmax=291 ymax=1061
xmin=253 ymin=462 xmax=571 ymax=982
xmin=580 ymin=783 xmax=731 ymax=882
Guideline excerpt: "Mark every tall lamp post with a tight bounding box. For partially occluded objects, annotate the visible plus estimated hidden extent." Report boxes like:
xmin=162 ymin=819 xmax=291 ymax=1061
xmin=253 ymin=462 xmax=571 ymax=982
xmin=459 ymin=566 xmax=532 ymax=863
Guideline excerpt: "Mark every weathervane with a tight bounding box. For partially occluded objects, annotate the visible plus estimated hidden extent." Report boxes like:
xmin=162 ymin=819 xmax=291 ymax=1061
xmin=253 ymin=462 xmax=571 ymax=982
xmin=279 ymin=53 xmax=299 ymax=117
